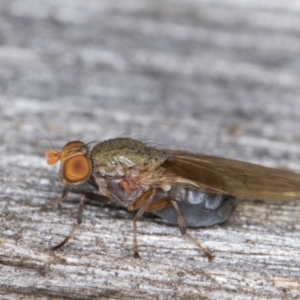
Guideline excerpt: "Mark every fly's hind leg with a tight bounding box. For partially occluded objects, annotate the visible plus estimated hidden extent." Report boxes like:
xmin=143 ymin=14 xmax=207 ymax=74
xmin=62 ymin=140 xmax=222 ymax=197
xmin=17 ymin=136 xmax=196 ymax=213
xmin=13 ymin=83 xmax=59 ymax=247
xmin=51 ymin=193 xmax=110 ymax=250
xmin=146 ymin=199 xmax=214 ymax=262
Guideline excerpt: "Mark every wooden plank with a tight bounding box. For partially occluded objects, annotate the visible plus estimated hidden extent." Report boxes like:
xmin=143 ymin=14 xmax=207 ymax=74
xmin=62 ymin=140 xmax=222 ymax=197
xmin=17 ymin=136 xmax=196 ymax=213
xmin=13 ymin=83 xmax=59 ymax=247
xmin=1 ymin=0 xmax=300 ymax=299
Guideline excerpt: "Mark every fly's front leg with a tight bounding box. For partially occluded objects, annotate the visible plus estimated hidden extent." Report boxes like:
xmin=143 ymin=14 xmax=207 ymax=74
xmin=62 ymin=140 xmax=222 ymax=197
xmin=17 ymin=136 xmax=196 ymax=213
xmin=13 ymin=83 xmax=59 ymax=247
xmin=51 ymin=193 xmax=110 ymax=250
xmin=48 ymin=187 xmax=70 ymax=206
xmin=146 ymin=199 xmax=214 ymax=262
xmin=128 ymin=188 xmax=156 ymax=258
xmin=40 ymin=187 xmax=70 ymax=212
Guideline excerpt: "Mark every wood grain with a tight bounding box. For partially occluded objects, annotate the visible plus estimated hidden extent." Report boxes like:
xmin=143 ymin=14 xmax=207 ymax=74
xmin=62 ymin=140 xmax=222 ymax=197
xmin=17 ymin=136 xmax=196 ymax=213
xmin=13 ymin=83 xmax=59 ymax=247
xmin=1 ymin=0 xmax=300 ymax=299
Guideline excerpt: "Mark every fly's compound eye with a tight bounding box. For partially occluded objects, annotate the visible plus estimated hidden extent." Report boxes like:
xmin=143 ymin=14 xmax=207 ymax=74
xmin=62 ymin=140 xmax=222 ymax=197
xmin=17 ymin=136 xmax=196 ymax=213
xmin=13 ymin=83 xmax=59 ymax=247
xmin=62 ymin=155 xmax=91 ymax=184
xmin=46 ymin=140 xmax=91 ymax=185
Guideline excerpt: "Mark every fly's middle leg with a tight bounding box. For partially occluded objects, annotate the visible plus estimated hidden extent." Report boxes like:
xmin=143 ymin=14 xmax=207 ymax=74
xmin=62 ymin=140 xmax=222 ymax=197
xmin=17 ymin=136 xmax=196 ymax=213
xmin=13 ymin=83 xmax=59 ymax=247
xmin=128 ymin=188 xmax=156 ymax=258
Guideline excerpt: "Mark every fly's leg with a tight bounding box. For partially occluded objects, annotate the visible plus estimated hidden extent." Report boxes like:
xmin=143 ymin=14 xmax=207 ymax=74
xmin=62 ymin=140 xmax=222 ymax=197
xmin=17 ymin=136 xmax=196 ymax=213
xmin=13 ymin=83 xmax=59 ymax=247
xmin=146 ymin=199 xmax=214 ymax=262
xmin=172 ymin=201 xmax=215 ymax=262
xmin=51 ymin=193 xmax=110 ymax=250
xmin=128 ymin=188 xmax=156 ymax=258
xmin=50 ymin=192 xmax=85 ymax=251
xmin=48 ymin=187 xmax=70 ymax=206
xmin=40 ymin=187 xmax=70 ymax=212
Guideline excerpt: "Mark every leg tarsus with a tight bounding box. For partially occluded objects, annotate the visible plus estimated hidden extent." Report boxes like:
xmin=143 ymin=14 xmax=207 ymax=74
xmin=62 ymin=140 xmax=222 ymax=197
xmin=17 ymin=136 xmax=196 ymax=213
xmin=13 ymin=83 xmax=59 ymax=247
xmin=133 ymin=220 xmax=140 ymax=258
xmin=50 ymin=193 xmax=86 ymax=251
xmin=132 ymin=189 xmax=156 ymax=258
xmin=147 ymin=198 xmax=214 ymax=262
xmin=50 ymin=192 xmax=110 ymax=251
xmin=170 ymin=200 xmax=214 ymax=262
xmin=184 ymin=232 xmax=215 ymax=262
xmin=48 ymin=187 xmax=70 ymax=206
xmin=41 ymin=187 xmax=70 ymax=212
xmin=51 ymin=223 xmax=80 ymax=251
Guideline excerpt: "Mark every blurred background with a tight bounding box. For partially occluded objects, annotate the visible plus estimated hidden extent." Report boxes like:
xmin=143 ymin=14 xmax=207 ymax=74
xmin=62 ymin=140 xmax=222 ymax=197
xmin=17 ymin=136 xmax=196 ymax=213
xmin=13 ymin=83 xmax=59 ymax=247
xmin=1 ymin=1 xmax=300 ymax=298
xmin=1 ymin=0 xmax=300 ymax=167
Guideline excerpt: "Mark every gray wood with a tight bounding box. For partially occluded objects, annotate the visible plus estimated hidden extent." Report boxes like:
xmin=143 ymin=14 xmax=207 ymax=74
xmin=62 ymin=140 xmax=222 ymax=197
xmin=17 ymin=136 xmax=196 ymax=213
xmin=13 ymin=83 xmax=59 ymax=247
xmin=1 ymin=0 xmax=300 ymax=299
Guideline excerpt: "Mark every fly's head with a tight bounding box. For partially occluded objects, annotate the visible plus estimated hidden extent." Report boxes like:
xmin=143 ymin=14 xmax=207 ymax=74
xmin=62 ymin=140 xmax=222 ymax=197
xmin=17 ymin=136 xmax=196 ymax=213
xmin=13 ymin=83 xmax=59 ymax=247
xmin=45 ymin=141 xmax=92 ymax=186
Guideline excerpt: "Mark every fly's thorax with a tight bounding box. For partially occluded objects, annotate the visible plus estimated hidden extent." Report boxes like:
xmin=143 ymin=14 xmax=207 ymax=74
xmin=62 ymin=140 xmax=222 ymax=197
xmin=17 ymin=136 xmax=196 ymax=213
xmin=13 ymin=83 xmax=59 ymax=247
xmin=91 ymin=138 xmax=168 ymax=177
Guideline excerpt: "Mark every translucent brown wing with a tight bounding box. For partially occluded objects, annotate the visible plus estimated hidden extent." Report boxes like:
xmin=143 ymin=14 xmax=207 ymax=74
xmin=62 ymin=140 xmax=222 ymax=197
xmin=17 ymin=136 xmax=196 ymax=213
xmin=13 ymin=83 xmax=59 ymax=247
xmin=158 ymin=150 xmax=300 ymax=200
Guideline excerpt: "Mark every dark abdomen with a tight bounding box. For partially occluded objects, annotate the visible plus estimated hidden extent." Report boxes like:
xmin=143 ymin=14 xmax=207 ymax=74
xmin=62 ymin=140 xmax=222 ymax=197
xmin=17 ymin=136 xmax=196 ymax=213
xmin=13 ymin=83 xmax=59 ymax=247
xmin=153 ymin=187 xmax=236 ymax=227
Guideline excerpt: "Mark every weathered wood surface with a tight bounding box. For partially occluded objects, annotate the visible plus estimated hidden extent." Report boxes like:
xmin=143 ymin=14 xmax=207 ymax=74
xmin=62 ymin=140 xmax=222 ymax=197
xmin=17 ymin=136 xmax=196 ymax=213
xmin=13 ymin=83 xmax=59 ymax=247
xmin=1 ymin=0 xmax=300 ymax=299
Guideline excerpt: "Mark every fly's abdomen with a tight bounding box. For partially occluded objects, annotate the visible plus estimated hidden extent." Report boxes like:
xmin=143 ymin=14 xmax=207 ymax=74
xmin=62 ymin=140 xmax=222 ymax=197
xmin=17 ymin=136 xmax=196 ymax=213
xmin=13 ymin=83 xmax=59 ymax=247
xmin=153 ymin=187 xmax=236 ymax=227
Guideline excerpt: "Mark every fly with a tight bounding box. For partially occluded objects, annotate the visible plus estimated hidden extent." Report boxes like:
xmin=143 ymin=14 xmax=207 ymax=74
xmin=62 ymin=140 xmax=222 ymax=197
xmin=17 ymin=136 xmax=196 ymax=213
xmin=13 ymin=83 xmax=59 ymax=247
xmin=45 ymin=137 xmax=300 ymax=261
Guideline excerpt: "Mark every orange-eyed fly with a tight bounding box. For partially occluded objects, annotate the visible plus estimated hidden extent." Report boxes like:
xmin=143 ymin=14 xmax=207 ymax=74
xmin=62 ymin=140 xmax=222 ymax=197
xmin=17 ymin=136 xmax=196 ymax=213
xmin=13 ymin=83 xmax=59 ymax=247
xmin=46 ymin=141 xmax=91 ymax=184
xmin=46 ymin=137 xmax=300 ymax=261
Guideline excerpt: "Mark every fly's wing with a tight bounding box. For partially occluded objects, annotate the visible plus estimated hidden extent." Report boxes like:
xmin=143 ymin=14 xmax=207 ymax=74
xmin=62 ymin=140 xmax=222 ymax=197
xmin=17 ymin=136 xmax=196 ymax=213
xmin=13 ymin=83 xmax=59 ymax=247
xmin=158 ymin=151 xmax=300 ymax=201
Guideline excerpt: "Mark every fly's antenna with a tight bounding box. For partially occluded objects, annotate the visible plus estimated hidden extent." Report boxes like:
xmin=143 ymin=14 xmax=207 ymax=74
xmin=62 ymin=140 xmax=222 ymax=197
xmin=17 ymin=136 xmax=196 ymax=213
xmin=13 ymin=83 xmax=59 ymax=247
xmin=36 ymin=129 xmax=55 ymax=150
xmin=36 ymin=130 xmax=61 ymax=165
